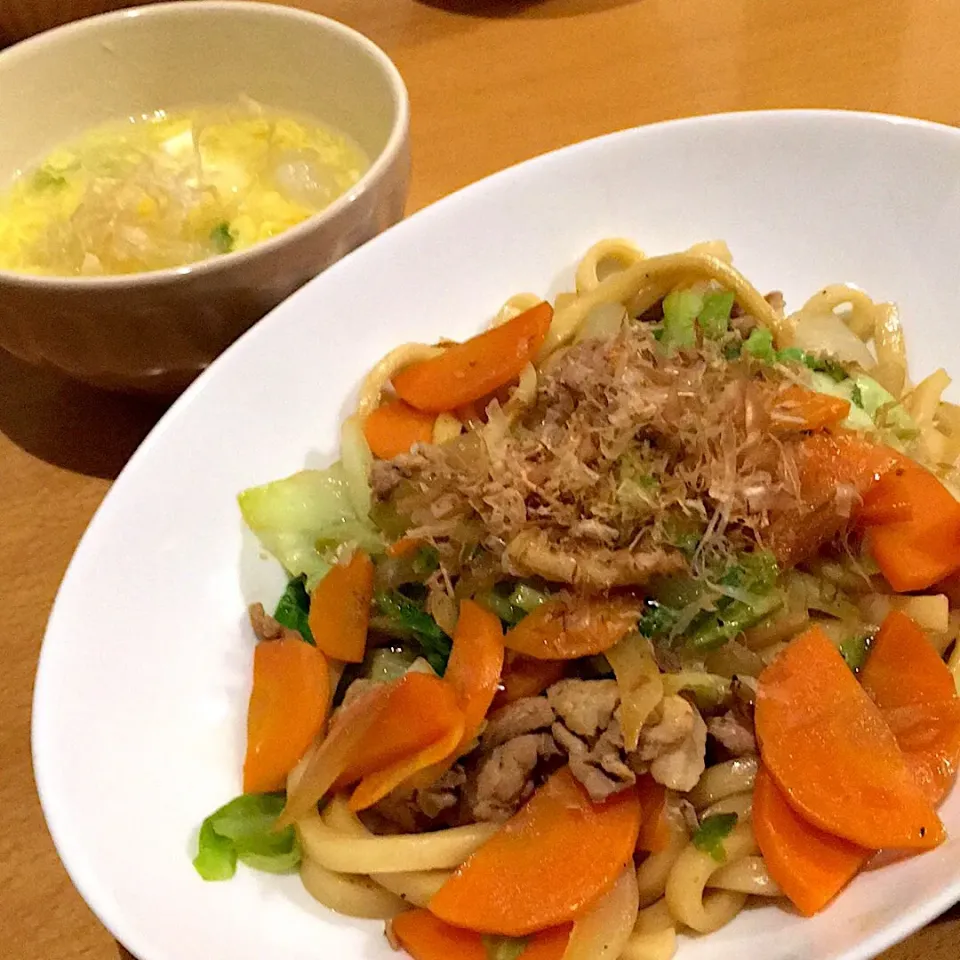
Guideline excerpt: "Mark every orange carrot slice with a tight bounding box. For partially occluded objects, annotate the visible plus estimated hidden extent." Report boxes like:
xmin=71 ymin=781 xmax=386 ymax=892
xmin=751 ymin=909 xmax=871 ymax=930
xmin=771 ymin=385 xmax=851 ymax=433
xmin=364 ymin=400 xmax=436 ymax=459
xmin=243 ymin=638 xmax=330 ymax=794
xmin=349 ymin=710 xmax=465 ymax=812
xmin=308 ymin=549 xmax=374 ymax=663
xmin=634 ymin=775 xmax=671 ymax=854
xmin=523 ymin=925 xmax=573 ymax=959
xmin=755 ymin=626 xmax=944 ymax=849
xmin=445 ymin=600 xmax=505 ymax=747
xmin=767 ymin=433 xmax=903 ymax=567
xmin=392 ymin=909 xmax=487 ymax=960
xmin=493 ymin=654 xmax=566 ymax=708
xmin=504 ymin=595 xmax=643 ymax=660
xmin=864 ymin=465 xmax=960 ymax=591
xmin=881 ymin=700 xmax=960 ymax=805
xmin=860 ymin=610 xmax=957 ymax=709
xmin=393 ymin=302 xmax=553 ymax=413
xmin=753 ymin=765 xmax=870 ymax=916
xmin=391 ymin=911 xmax=570 ymax=960
xmin=282 ymin=673 xmax=461 ymax=823
xmin=859 ymin=610 xmax=960 ymax=805
xmin=429 ymin=767 xmax=641 ymax=935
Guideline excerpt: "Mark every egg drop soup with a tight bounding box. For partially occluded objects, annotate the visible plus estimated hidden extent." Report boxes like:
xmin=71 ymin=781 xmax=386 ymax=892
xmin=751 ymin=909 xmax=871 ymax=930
xmin=0 ymin=105 xmax=369 ymax=276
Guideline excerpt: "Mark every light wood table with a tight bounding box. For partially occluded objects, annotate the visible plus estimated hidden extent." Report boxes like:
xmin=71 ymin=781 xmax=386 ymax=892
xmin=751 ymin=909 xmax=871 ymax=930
xmin=4 ymin=0 xmax=960 ymax=957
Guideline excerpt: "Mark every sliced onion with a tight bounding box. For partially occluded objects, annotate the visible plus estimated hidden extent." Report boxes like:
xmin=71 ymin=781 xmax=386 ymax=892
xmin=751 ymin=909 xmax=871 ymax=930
xmin=792 ymin=311 xmax=877 ymax=369
xmin=562 ymin=866 xmax=639 ymax=960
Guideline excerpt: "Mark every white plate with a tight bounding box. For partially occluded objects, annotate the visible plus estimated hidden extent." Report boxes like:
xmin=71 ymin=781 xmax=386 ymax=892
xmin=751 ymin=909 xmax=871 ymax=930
xmin=34 ymin=110 xmax=960 ymax=960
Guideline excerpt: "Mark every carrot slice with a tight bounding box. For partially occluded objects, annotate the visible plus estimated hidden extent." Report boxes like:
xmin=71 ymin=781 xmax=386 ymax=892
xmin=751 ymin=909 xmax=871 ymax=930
xmin=392 ymin=909 xmax=487 ymax=960
xmin=308 ymin=550 xmax=374 ymax=663
xmin=504 ymin=595 xmax=643 ymax=660
xmin=635 ymin=775 xmax=671 ymax=854
xmin=493 ymin=654 xmax=566 ymax=708
xmin=859 ymin=609 xmax=960 ymax=804
xmin=752 ymin=765 xmax=870 ymax=916
xmin=349 ymin=710 xmax=465 ymax=812
xmin=523 ymin=925 xmax=573 ymax=959
xmin=282 ymin=673 xmax=462 ymax=823
xmin=429 ymin=767 xmax=641 ymax=935
xmin=364 ymin=400 xmax=436 ymax=459
xmin=393 ymin=302 xmax=553 ymax=413
xmin=864 ymin=465 xmax=960 ymax=591
xmin=243 ymin=638 xmax=330 ymax=794
xmin=391 ymin=911 xmax=570 ymax=960
xmin=445 ymin=600 xmax=505 ymax=747
xmin=771 ymin=385 xmax=851 ymax=433
xmin=755 ymin=625 xmax=944 ymax=849
xmin=881 ymin=700 xmax=960 ymax=805
xmin=860 ymin=610 xmax=957 ymax=709
xmin=766 ymin=433 xmax=902 ymax=567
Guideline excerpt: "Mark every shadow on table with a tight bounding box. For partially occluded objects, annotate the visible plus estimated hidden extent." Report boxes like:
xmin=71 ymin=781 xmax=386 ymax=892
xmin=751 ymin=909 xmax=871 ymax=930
xmin=0 ymin=348 xmax=169 ymax=480
xmin=416 ymin=0 xmax=639 ymax=19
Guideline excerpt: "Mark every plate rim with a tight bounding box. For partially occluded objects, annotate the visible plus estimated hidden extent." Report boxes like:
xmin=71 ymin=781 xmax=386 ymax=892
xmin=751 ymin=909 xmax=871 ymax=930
xmin=32 ymin=107 xmax=960 ymax=960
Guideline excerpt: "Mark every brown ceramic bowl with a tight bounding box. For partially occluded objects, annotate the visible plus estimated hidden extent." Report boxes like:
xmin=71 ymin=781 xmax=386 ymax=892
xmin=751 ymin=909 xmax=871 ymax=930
xmin=0 ymin=1 xmax=410 ymax=392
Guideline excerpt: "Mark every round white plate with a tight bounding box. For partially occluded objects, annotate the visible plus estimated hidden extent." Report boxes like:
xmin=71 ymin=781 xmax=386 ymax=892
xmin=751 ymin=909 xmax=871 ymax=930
xmin=34 ymin=110 xmax=960 ymax=960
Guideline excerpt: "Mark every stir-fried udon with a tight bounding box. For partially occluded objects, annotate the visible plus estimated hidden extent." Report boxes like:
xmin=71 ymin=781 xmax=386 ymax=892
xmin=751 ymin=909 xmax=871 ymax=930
xmin=195 ymin=239 xmax=960 ymax=960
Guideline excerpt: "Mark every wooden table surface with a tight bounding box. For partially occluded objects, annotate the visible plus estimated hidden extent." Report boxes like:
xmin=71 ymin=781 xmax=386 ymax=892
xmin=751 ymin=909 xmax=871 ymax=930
xmin=4 ymin=0 xmax=960 ymax=957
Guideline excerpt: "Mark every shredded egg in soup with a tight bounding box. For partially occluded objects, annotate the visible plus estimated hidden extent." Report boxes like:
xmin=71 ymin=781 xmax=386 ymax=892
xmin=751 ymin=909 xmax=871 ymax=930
xmin=0 ymin=105 xmax=369 ymax=276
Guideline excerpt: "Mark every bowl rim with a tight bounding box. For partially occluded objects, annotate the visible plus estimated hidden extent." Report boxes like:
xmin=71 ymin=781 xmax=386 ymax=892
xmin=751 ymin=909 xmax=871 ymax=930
xmin=0 ymin=0 xmax=410 ymax=290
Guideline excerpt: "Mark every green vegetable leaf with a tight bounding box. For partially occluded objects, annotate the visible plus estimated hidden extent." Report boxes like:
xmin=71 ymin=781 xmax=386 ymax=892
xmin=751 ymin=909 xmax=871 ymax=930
xmin=272 ymin=576 xmax=315 ymax=644
xmin=803 ymin=352 xmax=848 ymax=382
xmin=194 ymin=793 xmax=300 ymax=881
xmin=373 ymin=591 xmax=452 ymax=674
xmin=840 ymin=633 xmax=872 ymax=672
xmin=508 ymin=582 xmax=550 ymax=614
xmin=723 ymin=340 xmax=743 ymax=361
xmin=238 ymin=465 xmax=381 ymax=592
xmin=660 ymin=289 xmax=704 ymax=351
xmin=697 ymin=290 xmax=735 ymax=339
xmin=210 ymin=221 xmax=235 ymax=253
xmin=775 ymin=346 xmax=806 ymax=365
xmin=193 ymin=818 xmax=238 ymax=881
xmin=483 ymin=936 xmax=529 ymax=960
xmin=743 ymin=328 xmax=775 ymax=362
xmin=693 ymin=813 xmax=738 ymax=862
xmin=638 ymin=598 xmax=679 ymax=639
xmin=850 ymin=382 xmax=865 ymax=409
xmin=411 ymin=545 xmax=440 ymax=578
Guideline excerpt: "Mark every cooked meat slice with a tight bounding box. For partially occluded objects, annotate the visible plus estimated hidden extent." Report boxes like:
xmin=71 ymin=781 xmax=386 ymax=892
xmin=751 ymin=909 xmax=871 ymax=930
xmin=707 ymin=711 xmax=757 ymax=757
xmin=553 ymin=716 xmax=636 ymax=802
xmin=248 ymin=602 xmax=301 ymax=643
xmin=481 ymin=697 xmax=556 ymax=750
xmin=506 ymin=529 xmax=686 ymax=590
xmin=371 ymin=459 xmax=403 ymax=499
xmin=468 ymin=732 xmax=559 ymax=822
xmin=547 ymin=679 xmax=619 ymax=738
xmin=638 ymin=696 xmax=707 ymax=792
xmin=417 ymin=766 xmax=467 ymax=819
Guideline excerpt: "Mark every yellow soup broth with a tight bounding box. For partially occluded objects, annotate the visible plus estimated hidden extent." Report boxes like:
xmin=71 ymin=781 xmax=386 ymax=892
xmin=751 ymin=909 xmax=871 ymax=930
xmin=0 ymin=105 xmax=369 ymax=276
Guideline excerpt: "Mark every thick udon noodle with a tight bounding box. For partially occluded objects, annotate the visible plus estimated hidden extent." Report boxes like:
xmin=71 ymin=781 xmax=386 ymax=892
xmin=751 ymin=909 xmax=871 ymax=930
xmin=302 ymin=239 xmax=951 ymax=955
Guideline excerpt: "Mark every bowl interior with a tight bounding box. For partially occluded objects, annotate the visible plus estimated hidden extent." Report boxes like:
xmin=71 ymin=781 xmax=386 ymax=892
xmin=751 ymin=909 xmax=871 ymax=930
xmin=0 ymin=1 xmax=400 ymax=182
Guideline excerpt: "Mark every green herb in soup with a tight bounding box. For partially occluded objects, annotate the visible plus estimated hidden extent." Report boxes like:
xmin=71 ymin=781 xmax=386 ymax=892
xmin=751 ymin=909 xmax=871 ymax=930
xmin=0 ymin=105 xmax=368 ymax=276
